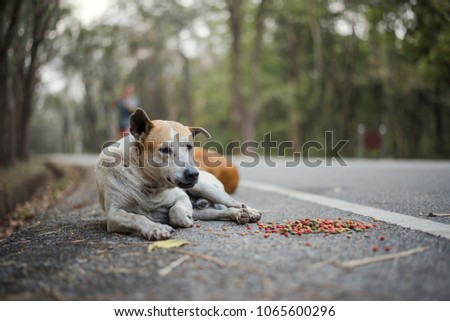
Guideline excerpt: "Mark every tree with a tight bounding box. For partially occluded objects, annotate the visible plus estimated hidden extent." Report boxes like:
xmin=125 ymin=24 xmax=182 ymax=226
xmin=25 ymin=0 xmax=450 ymax=159
xmin=226 ymin=0 xmax=244 ymax=138
xmin=246 ymin=0 xmax=268 ymax=142
xmin=0 ymin=1 xmax=23 ymax=167
xmin=0 ymin=0 xmax=65 ymax=166
xmin=226 ymin=0 xmax=269 ymax=142
xmin=62 ymin=24 xmax=124 ymax=152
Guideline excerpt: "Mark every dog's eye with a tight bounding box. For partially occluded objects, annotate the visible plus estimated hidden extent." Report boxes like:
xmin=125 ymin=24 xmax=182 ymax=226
xmin=187 ymin=144 xmax=193 ymax=151
xmin=160 ymin=147 xmax=171 ymax=154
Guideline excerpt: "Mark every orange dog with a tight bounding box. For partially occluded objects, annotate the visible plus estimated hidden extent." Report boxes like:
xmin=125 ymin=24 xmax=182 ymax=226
xmin=194 ymin=148 xmax=239 ymax=193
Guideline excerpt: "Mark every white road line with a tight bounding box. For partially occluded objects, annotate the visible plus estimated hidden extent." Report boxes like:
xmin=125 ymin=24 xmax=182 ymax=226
xmin=241 ymin=180 xmax=450 ymax=240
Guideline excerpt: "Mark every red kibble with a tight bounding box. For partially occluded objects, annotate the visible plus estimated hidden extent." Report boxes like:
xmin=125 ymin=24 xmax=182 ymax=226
xmin=264 ymin=233 xmax=270 ymax=238
xmin=246 ymin=226 xmax=252 ymax=230
xmin=284 ymin=233 xmax=289 ymax=238
xmin=195 ymin=224 xmax=200 ymax=228
xmin=373 ymin=245 xmax=379 ymax=252
xmin=305 ymin=242 xmax=311 ymax=247
xmin=380 ymin=235 xmax=385 ymax=241
xmin=324 ymin=233 xmax=329 ymax=237
xmin=384 ymin=245 xmax=391 ymax=251
xmin=338 ymin=217 xmax=342 ymax=220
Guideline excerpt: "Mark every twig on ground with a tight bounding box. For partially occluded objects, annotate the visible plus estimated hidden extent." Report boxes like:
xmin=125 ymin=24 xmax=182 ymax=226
xmin=233 ymin=264 xmax=275 ymax=300
xmin=158 ymin=255 xmax=190 ymax=276
xmin=305 ymin=254 xmax=340 ymax=270
xmin=207 ymin=231 xmax=231 ymax=237
xmin=170 ymin=249 xmax=226 ymax=267
xmin=428 ymin=213 xmax=450 ymax=217
xmin=337 ymin=246 xmax=429 ymax=269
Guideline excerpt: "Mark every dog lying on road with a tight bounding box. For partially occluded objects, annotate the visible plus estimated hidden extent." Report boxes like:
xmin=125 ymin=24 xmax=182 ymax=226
xmin=95 ymin=108 xmax=260 ymax=240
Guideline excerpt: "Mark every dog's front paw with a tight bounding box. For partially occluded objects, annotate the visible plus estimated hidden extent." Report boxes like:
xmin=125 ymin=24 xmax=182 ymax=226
xmin=169 ymin=208 xmax=194 ymax=228
xmin=142 ymin=223 xmax=174 ymax=240
xmin=242 ymin=204 xmax=261 ymax=223
xmin=170 ymin=214 xmax=194 ymax=228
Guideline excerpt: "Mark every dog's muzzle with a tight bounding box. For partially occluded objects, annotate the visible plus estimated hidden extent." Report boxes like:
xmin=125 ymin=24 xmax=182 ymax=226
xmin=179 ymin=168 xmax=199 ymax=188
xmin=167 ymin=168 xmax=199 ymax=189
xmin=184 ymin=168 xmax=199 ymax=182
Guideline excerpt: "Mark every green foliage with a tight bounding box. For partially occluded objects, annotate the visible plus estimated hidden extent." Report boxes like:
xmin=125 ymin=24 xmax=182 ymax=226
xmin=30 ymin=0 xmax=450 ymax=158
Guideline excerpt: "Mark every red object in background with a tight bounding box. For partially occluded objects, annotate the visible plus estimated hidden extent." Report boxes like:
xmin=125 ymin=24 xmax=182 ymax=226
xmin=364 ymin=130 xmax=381 ymax=150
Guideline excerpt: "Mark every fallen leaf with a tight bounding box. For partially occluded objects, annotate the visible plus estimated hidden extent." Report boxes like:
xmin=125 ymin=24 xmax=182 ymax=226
xmin=147 ymin=239 xmax=190 ymax=252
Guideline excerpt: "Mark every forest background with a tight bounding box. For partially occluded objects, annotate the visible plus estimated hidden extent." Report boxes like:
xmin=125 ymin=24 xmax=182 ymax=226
xmin=1 ymin=0 xmax=449 ymax=168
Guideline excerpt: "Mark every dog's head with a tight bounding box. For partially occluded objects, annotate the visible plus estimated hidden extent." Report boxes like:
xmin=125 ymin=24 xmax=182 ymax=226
xmin=129 ymin=108 xmax=210 ymax=189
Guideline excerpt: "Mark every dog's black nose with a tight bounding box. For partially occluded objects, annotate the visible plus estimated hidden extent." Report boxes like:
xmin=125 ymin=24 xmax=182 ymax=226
xmin=184 ymin=168 xmax=199 ymax=181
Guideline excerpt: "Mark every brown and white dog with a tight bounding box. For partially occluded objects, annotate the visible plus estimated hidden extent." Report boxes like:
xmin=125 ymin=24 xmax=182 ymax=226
xmin=95 ymin=108 xmax=260 ymax=240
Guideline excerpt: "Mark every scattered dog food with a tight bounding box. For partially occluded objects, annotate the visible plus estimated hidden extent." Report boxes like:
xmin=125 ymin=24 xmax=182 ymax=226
xmin=380 ymin=235 xmax=385 ymax=241
xmin=255 ymin=218 xmax=376 ymax=237
xmin=373 ymin=245 xmax=379 ymax=252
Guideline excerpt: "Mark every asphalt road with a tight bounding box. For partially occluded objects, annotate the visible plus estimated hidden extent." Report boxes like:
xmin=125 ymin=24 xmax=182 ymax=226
xmin=0 ymin=154 xmax=449 ymax=300
xmin=236 ymin=157 xmax=450 ymax=224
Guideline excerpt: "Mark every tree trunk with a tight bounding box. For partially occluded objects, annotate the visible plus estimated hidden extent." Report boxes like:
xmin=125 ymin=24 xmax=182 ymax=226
xmin=0 ymin=53 xmax=15 ymax=167
xmin=432 ymin=87 xmax=444 ymax=157
xmin=286 ymin=25 xmax=301 ymax=150
xmin=0 ymin=0 xmax=22 ymax=167
xmin=245 ymin=0 xmax=267 ymax=142
xmin=308 ymin=16 xmax=323 ymax=112
xmin=179 ymin=49 xmax=194 ymax=125
xmin=82 ymin=80 xmax=99 ymax=152
xmin=226 ymin=0 xmax=244 ymax=139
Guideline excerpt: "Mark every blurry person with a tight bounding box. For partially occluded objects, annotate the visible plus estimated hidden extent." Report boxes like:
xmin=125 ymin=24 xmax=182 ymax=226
xmin=117 ymin=84 xmax=140 ymax=138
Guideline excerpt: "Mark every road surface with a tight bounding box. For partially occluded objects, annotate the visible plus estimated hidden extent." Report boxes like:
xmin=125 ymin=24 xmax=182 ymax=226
xmin=0 ymin=154 xmax=449 ymax=300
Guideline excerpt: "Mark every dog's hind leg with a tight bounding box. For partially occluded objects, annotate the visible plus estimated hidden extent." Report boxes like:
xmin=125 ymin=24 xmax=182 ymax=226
xmin=192 ymin=206 xmax=256 ymax=224
xmin=189 ymin=171 xmax=261 ymax=221
xmin=189 ymin=171 xmax=243 ymax=207
xmin=107 ymin=208 xmax=174 ymax=240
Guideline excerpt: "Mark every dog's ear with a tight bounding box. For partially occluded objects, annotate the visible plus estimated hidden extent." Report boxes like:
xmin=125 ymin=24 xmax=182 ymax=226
xmin=130 ymin=108 xmax=154 ymax=141
xmin=189 ymin=127 xmax=211 ymax=139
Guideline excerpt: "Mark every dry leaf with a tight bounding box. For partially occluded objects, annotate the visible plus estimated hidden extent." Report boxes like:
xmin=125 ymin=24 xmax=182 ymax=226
xmin=147 ymin=239 xmax=190 ymax=252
